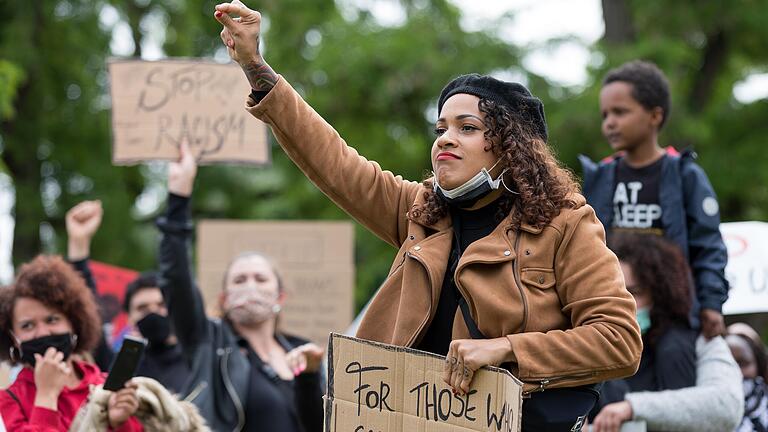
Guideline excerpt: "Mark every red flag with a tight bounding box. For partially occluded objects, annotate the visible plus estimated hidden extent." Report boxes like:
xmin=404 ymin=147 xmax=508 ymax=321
xmin=90 ymin=261 xmax=139 ymax=341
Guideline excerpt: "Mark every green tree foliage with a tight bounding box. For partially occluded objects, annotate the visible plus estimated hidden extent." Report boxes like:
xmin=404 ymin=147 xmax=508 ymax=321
xmin=0 ymin=1 xmax=151 ymax=269
xmin=0 ymin=60 xmax=24 ymax=121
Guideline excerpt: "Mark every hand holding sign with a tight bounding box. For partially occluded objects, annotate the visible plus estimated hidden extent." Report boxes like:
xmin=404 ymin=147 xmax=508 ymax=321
xmin=444 ymin=337 xmax=514 ymax=396
xmin=168 ymin=139 xmax=198 ymax=197
xmin=214 ymin=1 xmax=277 ymax=91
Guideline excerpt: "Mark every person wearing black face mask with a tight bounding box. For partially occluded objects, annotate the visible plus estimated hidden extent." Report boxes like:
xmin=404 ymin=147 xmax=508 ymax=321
xmin=0 ymin=255 xmax=142 ymax=431
xmin=121 ymin=272 xmax=190 ymax=395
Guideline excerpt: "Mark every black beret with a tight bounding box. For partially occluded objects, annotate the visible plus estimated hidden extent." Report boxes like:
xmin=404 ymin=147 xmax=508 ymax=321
xmin=437 ymin=73 xmax=548 ymax=141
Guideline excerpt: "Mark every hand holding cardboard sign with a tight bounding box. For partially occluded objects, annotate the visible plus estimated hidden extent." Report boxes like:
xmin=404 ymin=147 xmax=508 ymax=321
xmin=214 ymin=1 xmax=277 ymax=91
xmin=168 ymin=140 xmax=198 ymax=197
xmin=443 ymin=337 xmax=514 ymax=396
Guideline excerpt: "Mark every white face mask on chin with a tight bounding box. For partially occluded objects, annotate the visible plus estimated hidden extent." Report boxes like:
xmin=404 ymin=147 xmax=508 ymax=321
xmin=434 ymin=158 xmax=507 ymax=207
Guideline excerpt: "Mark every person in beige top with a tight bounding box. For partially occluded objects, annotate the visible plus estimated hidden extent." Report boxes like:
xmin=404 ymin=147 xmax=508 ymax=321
xmin=213 ymin=2 xmax=642 ymax=430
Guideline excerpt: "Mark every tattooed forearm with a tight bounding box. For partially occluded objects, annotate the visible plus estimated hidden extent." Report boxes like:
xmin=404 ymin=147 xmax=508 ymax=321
xmin=242 ymin=60 xmax=278 ymax=91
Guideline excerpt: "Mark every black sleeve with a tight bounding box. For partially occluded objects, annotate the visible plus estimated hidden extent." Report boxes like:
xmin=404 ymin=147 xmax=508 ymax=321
xmin=681 ymin=160 xmax=729 ymax=312
xmin=295 ymin=371 xmax=325 ymax=432
xmin=70 ymin=258 xmax=114 ymax=371
xmin=250 ymin=89 xmax=271 ymax=104
xmin=156 ymin=193 xmax=209 ymax=358
xmin=653 ymin=327 xmax=697 ymax=391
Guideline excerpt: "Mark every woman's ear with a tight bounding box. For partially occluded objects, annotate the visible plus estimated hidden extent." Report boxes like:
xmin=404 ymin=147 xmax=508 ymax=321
xmin=9 ymin=331 xmax=20 ymax=348
xmin=650 ymin=106 xmax=664 ymax=128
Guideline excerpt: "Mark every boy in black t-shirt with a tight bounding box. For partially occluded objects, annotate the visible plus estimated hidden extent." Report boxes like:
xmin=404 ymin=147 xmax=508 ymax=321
xmin=580 ymin=60 xmax=729 ymax=338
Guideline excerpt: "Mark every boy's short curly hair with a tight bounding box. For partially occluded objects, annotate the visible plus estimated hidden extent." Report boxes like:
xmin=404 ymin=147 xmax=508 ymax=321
xmin=0 ymin=255 xmax=102 ymax=365
xmin=603 ymin=60 xmax=671 ymax=129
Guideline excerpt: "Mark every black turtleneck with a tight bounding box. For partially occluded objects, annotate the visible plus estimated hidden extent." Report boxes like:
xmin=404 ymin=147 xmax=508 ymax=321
xmin=416 ymin=198 xmax=505 ymax=355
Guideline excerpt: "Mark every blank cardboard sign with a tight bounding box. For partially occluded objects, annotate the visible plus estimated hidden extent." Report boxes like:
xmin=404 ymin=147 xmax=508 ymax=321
xmin=325 ymin=334 xmax=523 ymax=432
xmin=109 ymin=59 xmax=269 ymax=165
xmin=197 ymin=220 xmax=354 ymax=347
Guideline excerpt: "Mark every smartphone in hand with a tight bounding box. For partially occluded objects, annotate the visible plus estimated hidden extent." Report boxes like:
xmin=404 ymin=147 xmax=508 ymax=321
xmin=103 ymin=336 xmax=146 ymax=391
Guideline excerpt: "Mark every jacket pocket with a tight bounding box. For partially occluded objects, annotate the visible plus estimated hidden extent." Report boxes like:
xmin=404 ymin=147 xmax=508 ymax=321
xmin=520 ymin=268 xmax=555 ymax=289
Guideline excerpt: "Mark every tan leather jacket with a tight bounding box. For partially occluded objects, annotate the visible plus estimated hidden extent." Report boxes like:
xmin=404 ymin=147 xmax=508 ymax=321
xmin=247 ymin=77 xmax=642 ymax=393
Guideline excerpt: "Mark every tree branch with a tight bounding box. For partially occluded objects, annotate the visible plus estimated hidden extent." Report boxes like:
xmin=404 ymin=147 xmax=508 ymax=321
xmin=688 ymin=29 xmax=728 ymax=113
xmin=601 ymin=0 xmax=636 ymax=45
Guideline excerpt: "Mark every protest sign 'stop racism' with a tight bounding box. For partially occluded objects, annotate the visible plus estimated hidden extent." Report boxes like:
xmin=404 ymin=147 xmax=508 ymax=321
xmin=109 ymin=59 xmax=269 ymax=165
xmin=325 ymin=334 xmax=523 ymax=432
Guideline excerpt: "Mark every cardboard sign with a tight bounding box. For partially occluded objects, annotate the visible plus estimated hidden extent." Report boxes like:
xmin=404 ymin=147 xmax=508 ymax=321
xmin=325 ymin=334 xmax=523 ymax=432
xmin=108 ymin=59 xmax=269 ymax=165
xmin=721 ymin=222 xmax=768 ymax=315
xmin=196 ymin=220 xmax=355 ymax=347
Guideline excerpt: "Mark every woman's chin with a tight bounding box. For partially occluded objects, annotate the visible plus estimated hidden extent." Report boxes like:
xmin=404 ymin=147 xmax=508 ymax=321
xmin=434 ymin=171 xmax=458 ymax=189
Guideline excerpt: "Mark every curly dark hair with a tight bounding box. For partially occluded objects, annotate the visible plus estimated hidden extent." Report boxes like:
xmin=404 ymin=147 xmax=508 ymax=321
xmin=603 ymin=60 xmax=671 ymax=129
xmin=609 ymin=233 xmax=692 ymax=346
xmin=409 ymin=98 xmax=580 ymax=229
xmin=0 ymin=255 xmax=102 ymax=365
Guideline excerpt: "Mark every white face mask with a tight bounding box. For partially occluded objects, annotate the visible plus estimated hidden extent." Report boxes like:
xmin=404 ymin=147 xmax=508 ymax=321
xmin=224 ymin=287 xmax=280 ymax=327
xmin=434 ymin=158 xmax=508 ymax=206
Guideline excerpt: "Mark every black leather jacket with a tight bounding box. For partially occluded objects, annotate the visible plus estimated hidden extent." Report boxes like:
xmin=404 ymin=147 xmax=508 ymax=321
xmin=157 ymin=194 xmax=323 ymax=432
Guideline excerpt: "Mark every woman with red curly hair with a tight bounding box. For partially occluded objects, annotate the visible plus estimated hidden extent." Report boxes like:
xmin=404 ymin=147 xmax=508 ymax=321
xmin=0 ymin=255 xmax=142 ymax=431
xmin=214 ymin=2 xmax=642 ymax=429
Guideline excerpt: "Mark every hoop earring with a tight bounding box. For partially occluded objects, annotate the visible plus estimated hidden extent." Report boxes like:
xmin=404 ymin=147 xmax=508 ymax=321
xmin=501 ymin=175 xmax=519 ymax=195
xmin=71 ymin=334 xmax=78 ymax=350
xmin=9 ymin=346 xmax=18 ymax=363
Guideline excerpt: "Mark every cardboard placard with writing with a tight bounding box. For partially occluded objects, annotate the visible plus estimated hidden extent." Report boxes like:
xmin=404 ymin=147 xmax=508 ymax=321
xmin=196 ymin=220 xmax=354 ymax=348
xmin=721 ymin=222 xmax=768 ymax=315
xmin=109 ymin=59 xmax=269 ymax=165
xmin=325 ymin=334 xmax=523 ymax=432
